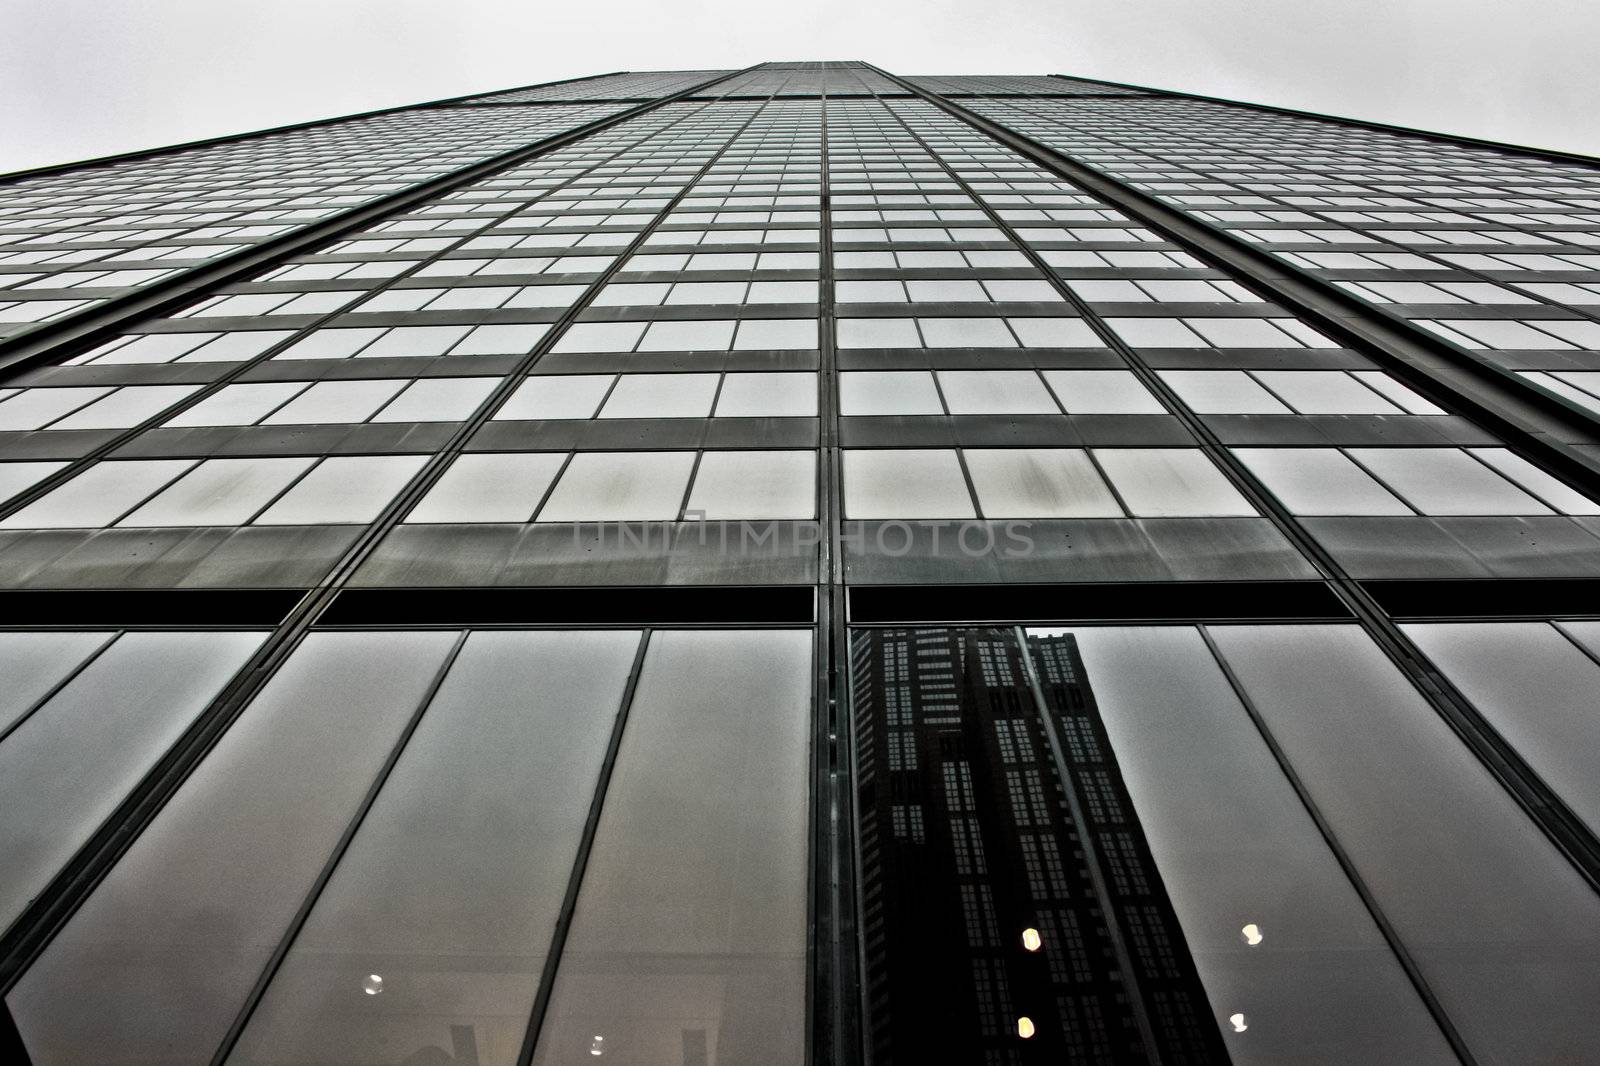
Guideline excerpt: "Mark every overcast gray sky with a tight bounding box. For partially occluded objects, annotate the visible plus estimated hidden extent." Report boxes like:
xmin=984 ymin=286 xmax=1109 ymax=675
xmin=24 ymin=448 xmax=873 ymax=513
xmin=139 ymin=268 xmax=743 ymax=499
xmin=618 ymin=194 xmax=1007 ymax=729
xmin=3 ymin=0 xmax=1596 ymax=174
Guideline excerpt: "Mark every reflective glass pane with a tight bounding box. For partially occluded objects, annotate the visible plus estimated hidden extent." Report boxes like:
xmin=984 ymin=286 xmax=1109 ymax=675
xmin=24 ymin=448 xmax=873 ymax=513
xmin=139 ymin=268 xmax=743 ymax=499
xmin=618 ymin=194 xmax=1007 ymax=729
xmin=0 ymin=631 xmax=264 ymax=930
xmin=405 ymin=453 xmax=567 ymax=523
xmin=1207 ymin=624 xmax=1600 ymax=1064
xmin=229 ymin=631 xmax=641 ymax=1066
xmin=1093 ymin=449 xmax=1255 ymax=517
xmin=255 ymin=455 xmax=427 ymax=525
xmin=964 ymin=448 xmax=1121 ymax=517
xmin=532 ymin=630 xmax=812 ymax=1066
xmin=685 ymin=450 xmax=816 ymax=519
xmin=1062 ymin=626 xmax=1456 ymax=1064
xmin=536 ymin=452 xmax=696 ymax=522
xmin=842 ymin=449 xmax=975 ymax=519
xmin=8 ymin=631 xmax=460 ymax=1066
xmin=119 ymin=457 xmax=314 ymax=526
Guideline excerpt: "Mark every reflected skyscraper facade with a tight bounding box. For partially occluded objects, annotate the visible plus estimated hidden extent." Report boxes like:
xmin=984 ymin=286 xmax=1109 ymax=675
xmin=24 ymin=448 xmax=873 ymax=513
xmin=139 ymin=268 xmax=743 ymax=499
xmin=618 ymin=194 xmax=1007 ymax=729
xmin=3 ymin=62 xmax=1600 ymax=1064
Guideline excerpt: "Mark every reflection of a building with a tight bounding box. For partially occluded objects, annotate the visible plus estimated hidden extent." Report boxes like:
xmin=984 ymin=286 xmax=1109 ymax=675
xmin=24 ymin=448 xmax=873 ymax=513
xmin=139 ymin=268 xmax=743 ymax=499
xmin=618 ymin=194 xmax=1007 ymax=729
xmin=851 ymin=628 xmax=1218 ymax=1063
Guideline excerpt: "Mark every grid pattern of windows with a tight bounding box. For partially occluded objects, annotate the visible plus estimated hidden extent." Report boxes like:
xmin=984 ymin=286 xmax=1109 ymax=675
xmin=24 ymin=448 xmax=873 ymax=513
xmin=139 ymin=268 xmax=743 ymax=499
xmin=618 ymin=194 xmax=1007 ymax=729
xmin=961 ymin=95 xmax=1600 ymax=395
xmin=6 ymin=61 xmax=1600 ymax=1066
xmin=0 ymin=102 xmax=646 ymax=333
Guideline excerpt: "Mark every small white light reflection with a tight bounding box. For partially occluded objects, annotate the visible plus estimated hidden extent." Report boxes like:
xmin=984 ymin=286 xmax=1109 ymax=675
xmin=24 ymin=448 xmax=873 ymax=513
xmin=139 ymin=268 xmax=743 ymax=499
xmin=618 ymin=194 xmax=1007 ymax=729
xmin=589 ymin=1034 xmax=605 ymax=1057
xmin=362 ymin=973 xmax=384 ymax=996
xmin=1021 ymin=927 xmax=1042 ymax=952
xmin=1241 ymin=923 xmax=1263 ymax=946
xmin=1016 ymin=1017 xmax=1036 ymax=1040
xmin=1229 ymin=1012 xmax=1248 ymax=1033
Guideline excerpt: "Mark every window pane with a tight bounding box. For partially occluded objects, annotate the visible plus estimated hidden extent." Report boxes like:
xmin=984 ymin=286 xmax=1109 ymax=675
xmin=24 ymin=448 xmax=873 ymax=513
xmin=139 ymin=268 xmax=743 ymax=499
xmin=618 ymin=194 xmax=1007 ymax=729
xmin=1252 ymin=371 xmax=1399 ymax=415
xmin=1042 ymin=370 xmax=1166 ymax=414
xmin=1093 ymin=450 xmax=1255 ymax=517
xmin=536 ymin=452 xmax=696 ymax=522
xmin=262 ymin=379 xmax=406 ymax=425
xmin=119 ymin=457 xmax=313 ymax=526
xmin=531 ymin=630 xmax=812 ymax=1066
xmin=686 ymin=450 xmax=816 ymax=519
xmin=937 ymin=371 xmax=1057 ymax=414
xmin=405 ymin=453 xmax=567 ymax=523
xmin=842 ymin=449 xmax=975 ymax=519
xmin=50 ymin=385 xmax=202 ymax=430
xmin=0 ymin=631 xmax=112 ymax=736
xmin=255 ymin=455 xmax=426 ymax=525
xmin=372 ymin=377 xmax=497 ymax=423
xmin=599 ymin=374 xmax=718 ymax=419
xmin=0 ymin=631 xmax=264 ymax=930
xmin=1207 ymin=625 xmax=1600 ymax=1065
xmin=1 ymin=460 xmax=195 ymax=529
xmin=498 ymin=376 xmax=614 ymax=420
xmin=1233 ymin=449 xmax=1411 ymax=515
xmin=229 ymin=630 xmax=641 ymax=1066
xmin=7 ymin=631 xmax=461 ymax=1066
xmin=166 ymin=383 xmax=307 ymax=428
xmin=1064 ymin=626 xmax=1456 ymax=1064
xmin=964 ymin=448 xmax=1122 ymax=517
xmin=1159 ymin=371 xmax=1290 ymax=415
xmin=1405 ymin=623 xmax=1600 ymax=837
xmin=839 ymin=371 xmax=942 ymax=416
xmin=1348 ymin=449 xmax=1549 ymax=515
xmin=714 ymin=372 xmax=818 ymax=417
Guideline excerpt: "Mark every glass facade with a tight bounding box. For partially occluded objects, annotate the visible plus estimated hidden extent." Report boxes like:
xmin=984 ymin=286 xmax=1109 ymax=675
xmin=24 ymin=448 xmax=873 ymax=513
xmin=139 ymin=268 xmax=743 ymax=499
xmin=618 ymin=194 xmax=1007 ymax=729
xmin=3 ymin=61 xmax=1600 ymax=1064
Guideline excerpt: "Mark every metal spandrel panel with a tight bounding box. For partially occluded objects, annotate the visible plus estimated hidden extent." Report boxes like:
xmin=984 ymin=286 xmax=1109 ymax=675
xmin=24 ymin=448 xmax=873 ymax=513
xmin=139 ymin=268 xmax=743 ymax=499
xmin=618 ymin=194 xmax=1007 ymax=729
xmin=7 ymin=630 xmax=461 ymax=1066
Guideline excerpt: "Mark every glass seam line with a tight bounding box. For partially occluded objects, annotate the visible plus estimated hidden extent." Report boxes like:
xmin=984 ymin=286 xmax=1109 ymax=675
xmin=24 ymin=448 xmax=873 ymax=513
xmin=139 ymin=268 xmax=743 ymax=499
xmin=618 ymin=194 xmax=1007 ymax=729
xmin=0 ymin=63 xmax=766 ymax=1000
xmin=510 ymin=628 xmax=653 ymax=1066
xmin=0 ymin=95 xmax=726 ymax=523
xmin=869 ymin=64 xmax=1600 ymax=901
xmin=0 ymin=68 xmax=751 ymax=379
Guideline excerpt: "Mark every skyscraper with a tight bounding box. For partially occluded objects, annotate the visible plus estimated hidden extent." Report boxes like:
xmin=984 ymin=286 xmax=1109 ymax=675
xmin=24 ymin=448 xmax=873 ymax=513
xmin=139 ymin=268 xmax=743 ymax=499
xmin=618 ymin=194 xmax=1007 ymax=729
xmin=3 ymin=60 xmax=1600 ymax=1064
